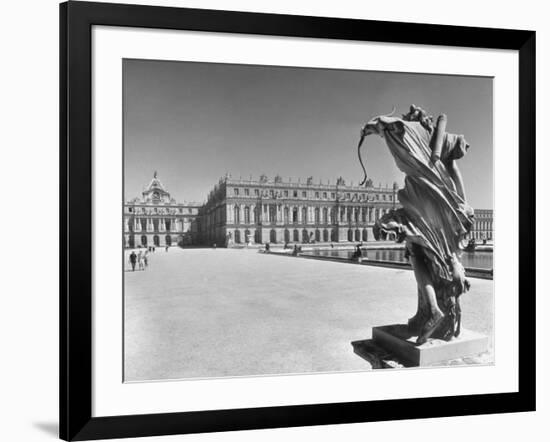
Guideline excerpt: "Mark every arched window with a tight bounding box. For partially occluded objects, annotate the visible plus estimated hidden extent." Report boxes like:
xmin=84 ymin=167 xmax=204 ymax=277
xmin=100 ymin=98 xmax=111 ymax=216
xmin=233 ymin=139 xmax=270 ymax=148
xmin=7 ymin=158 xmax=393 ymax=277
xmin=269 ymin=205 xmax=276 ymax=223
xmin=302 ymin=207 xmax=308 ymax=223
xmin=284 ymin=229 xmax=290 ymax=243
xmin=292 ymin=207 xmax=298 ymax=224
xmin=323 ymin=207 xmax=328 ymax=224
xmin=234 ymin=205 xmax=240 ymax=224
xmin=284 ymin=206 xmax=289 ymax=224
xmin=244 ymin=206 xmax=250 ymax=224
xmin=293 ymin=229 xmax=300 ymax=242
xmin=314 ymin=207 xmax=320 ymax=224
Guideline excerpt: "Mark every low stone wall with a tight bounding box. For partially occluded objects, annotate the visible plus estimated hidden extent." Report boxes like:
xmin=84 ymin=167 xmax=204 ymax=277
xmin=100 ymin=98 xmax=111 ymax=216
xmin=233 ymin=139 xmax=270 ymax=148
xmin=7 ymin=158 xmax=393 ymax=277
xmin=269 ymin=250 xmax=493 ymax=280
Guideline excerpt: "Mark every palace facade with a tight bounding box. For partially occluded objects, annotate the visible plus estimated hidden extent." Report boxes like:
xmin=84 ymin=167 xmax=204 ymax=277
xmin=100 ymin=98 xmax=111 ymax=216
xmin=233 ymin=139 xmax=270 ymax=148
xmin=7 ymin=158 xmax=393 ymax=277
xmin=124 ymin=172 xmax=494 ymax=248
xmin=124 ymin=173 xmax=201 ymax=248
xmin=199 ymin=175 xmax=399 ymax=246
xmin=468 ymin=208 xmax=494 ymax=241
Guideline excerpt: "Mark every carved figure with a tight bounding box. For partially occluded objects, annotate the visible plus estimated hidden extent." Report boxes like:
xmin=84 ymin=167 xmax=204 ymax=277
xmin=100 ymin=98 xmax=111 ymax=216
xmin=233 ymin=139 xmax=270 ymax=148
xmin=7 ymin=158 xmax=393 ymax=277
xmin=358 ymin=105 xmax=474 ymax=344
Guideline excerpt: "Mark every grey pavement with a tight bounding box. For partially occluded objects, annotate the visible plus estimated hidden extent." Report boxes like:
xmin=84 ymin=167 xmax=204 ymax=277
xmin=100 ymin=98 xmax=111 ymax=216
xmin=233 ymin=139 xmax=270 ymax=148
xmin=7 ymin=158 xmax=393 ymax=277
xmin=124 ymin=248 xmax=493 ymax=381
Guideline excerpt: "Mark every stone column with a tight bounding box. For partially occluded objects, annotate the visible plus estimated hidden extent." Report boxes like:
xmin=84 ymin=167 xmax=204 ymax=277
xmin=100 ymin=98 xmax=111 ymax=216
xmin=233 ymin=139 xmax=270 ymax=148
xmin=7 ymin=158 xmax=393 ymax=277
xmin=226 ymin=205 xmax=233 ymax=224
xmin=250 ymin=204 xmax=256 ymax=224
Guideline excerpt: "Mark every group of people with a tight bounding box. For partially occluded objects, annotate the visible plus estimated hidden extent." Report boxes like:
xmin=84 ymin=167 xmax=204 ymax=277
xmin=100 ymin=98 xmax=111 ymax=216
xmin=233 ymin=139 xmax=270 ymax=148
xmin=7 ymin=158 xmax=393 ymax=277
xmin=128 ymin=248 xmax=151 ymax=271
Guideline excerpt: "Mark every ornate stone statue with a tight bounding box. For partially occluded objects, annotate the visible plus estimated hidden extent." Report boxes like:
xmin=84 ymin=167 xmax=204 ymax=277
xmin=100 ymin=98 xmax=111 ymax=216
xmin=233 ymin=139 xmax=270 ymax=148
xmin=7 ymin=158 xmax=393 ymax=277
xmin=358 ymin=105 xmax=474 ymax=345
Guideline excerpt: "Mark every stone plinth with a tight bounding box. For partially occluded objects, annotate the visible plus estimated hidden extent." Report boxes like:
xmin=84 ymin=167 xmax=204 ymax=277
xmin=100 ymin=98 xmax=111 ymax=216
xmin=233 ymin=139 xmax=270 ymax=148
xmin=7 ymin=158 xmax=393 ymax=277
xmin=372 ymin=324 xmax=488 ymax=366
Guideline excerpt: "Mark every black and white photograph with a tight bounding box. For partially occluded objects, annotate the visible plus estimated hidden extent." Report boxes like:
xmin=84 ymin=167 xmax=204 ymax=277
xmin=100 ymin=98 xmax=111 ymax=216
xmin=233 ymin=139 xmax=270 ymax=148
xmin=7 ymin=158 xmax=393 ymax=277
xmin=1 ymin=0 xmax=543 ymax=441
xmin=122 ymin=59 xmax=494 ymax=382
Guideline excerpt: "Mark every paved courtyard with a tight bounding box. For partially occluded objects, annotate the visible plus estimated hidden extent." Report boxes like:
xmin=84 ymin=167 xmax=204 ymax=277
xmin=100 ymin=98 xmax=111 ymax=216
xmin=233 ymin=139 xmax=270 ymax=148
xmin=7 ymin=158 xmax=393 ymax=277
xmin=124 ymin=248 xmax=494 ymax=381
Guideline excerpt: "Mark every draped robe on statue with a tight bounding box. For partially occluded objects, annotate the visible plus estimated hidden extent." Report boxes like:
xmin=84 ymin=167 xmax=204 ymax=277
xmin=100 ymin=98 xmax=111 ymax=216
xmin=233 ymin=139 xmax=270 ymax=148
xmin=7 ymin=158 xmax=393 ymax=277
xmin=363 ymin=114 xmax=474 ymax=341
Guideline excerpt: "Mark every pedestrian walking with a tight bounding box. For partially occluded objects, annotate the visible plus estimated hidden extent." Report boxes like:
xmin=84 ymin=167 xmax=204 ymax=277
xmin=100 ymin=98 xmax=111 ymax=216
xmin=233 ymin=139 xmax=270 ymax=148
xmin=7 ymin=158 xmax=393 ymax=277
xmin=138 ymin=251 xmax=144 ymax=270
xmin=143 ymin=251 xmax=148 ymax=268
xmin=129 ymin=251 xmax=137 ymax=271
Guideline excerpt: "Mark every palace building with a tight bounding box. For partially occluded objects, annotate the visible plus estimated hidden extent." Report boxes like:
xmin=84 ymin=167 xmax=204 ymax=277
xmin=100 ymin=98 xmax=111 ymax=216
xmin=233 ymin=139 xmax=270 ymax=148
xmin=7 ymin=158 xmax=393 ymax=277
xmin=468 ymin=208 xmax=494 ymax=241
xmin=124 ymin=172 xmax=202 ymax=248
xmin=199 ymin=174 xmax=400 ymax=246
xmin=124 ymin=172 xmax=494 ymax=248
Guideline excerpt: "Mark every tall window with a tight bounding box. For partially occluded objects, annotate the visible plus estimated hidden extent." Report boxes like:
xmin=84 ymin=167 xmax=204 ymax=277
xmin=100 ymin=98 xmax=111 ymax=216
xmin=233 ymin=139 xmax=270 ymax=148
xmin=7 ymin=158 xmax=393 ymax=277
xmin=244 ymin=206 xmax=250 ymax=224
xmin=234 ymin=205 xmax=240 ymax=224
xmin=302 ymin=207 xmax=308 ymax=223
xmin=244 ymin=188 xmax=249 ymax=196
xmin=269 ymin=205 xmax=276 ymax=223
xmin=234 ymin=188 xmax=239 ymax=196
xmin=293 ymin=190 xmax=298 ymax=197
xmin=293 ymin=208 xmax=298 ymax=223
xmin=302 ymin=191 xmax=307 ymax=198
xmin=323 ymin=207 xmax=328 ymax=224
xmin=315 ymin=191 xmax=319 ymax=198
xmin=314 ymin=207 xmax=320 ymax=224
xmin=254 ymin=189 xmax=259 ymax=196
xmin=284 ymin=206 xmax=289 ymax=224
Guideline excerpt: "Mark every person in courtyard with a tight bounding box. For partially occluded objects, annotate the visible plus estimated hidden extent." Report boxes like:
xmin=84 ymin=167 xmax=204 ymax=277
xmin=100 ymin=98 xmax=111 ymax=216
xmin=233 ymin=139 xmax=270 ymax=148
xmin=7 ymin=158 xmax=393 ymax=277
xmin=351 ymin=244 xmax=363 ymax=262
xmin=129 ymin=251 xmax=137 ymax=271
xmin=143 ymin=251 xmax=148 ymax=268
xmin=137 ymin=251 xmax=144 ymax=270
xmin=292 ymin=244 xmax=300 ymax=256
xmin=264 ymin=242 xmax=270 ymax=253
xmin=165 ymin=245 xmax=169 ymax=252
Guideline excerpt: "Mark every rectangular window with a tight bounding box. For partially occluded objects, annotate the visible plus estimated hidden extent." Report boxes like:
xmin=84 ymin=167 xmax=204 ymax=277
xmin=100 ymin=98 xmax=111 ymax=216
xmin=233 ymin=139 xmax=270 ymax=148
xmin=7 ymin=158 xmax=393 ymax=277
xmin=293 ymin=190 xmax=298 ymax=197
xmin=331 ymin=192 xmax=335 ymax=199
xmin=234 ymin=188 xmax=239 ymax=196
xmin=244 ymin=188 xmax=249 ymax=196
xmin=315 ymin=191 xmax=319 ymax=198
xmin=323 ymin=192 xmax=327 ymax=199
xmin=302 ymin=191 xmax=306 ymax=198
xmin=270 ymin=190 xmax=274 ymax=197
xmin=284 ymin=190 xmax=289 ymax=197
xmin=254 ymin=189 xmax=259 ymax=196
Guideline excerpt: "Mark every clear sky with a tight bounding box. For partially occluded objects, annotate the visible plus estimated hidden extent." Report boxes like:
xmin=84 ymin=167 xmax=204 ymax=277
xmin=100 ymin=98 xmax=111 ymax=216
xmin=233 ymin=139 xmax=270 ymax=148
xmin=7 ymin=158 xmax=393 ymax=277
xmin=124 ymin=59 xmax=493 ymax=209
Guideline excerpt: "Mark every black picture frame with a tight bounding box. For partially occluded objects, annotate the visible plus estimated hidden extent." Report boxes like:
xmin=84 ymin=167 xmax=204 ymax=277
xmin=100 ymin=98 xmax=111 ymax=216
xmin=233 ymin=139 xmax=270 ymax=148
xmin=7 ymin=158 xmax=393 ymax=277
xmin=60 ymin=1 xmax=536 ymax=440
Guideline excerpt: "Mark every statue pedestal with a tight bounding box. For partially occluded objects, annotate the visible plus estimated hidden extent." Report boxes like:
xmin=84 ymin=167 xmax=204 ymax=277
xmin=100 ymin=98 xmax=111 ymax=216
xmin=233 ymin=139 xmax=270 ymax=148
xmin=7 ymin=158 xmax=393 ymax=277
xmin=372 ymin=324 xmax=488 ymax=366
